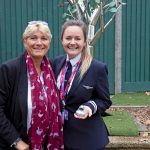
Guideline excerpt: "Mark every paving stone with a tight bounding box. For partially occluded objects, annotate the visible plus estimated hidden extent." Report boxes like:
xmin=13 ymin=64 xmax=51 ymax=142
xmin=106 ymin=136 xmax=150 ymax=149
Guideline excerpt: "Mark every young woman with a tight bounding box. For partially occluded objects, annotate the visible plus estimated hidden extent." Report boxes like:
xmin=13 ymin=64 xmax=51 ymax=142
xmin=0 ymin=21 xmax=63 ymax=150
xmin=53 ymin=20 xmax=112 ymax=150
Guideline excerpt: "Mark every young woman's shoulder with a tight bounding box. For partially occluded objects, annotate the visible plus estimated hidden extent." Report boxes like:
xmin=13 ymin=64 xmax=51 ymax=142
xmin=52 ymin=55 xmax=66 ymax=64
xmin=92 ymin=58 xmax=107 ymax=68
xmin=54 ymin=55 xmax=66 ymax=61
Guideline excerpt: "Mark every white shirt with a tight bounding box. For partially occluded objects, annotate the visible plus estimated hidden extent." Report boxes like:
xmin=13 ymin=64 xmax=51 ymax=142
xmin=56 ymin=53 xmax=81 ymax=93
xmin=27 ymin=73 xmax=46 ymax=131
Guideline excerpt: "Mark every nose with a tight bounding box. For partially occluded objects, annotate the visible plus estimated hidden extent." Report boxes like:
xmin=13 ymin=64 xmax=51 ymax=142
xmin=36 ymin=38 xmax=42 ymax=44
xmin=70 ymin=38 xmax=75 ymax=44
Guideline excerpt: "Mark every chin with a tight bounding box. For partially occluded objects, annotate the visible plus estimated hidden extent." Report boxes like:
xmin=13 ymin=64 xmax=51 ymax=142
xmin=32 ymin=55 xmax=44 ymax=59
xmin=68 ymin=54 xmax=77 ymax=59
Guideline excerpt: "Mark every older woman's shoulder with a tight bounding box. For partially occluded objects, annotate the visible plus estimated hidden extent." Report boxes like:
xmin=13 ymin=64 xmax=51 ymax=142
xmin=0 ymin=54 xmax=25 ymax=71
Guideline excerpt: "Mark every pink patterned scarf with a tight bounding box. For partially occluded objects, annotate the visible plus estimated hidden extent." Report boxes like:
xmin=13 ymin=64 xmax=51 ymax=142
xmin=25 ymin=51 xmax=64 ymax=150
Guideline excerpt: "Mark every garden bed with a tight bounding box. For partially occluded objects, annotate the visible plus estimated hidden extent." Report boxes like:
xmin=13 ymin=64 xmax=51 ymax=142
xmin=110 ymin=107 xmax=150 ymax=131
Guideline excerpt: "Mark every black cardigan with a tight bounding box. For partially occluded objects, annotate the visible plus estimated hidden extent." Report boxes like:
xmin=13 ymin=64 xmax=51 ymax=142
xmin=0 ymin=53 xmax=28 ymax=149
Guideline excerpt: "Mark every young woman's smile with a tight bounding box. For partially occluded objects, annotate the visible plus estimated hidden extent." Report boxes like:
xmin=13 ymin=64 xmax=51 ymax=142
xmin=61 ymin=26 xmax=86 ymax=59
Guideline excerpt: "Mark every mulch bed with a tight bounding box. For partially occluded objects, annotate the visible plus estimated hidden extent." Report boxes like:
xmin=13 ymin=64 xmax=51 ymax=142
xmin=125 ymin=107 xmax=150 ymax=131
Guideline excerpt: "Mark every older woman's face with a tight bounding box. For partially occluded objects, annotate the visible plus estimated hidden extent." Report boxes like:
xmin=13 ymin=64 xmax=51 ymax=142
xmin=24 ymin=30 xmax=51 ymax=60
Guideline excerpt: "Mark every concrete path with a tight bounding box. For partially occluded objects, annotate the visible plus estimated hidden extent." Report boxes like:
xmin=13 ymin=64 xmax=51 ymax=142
xmin=106 ymin=136 xmax=150 ymax=149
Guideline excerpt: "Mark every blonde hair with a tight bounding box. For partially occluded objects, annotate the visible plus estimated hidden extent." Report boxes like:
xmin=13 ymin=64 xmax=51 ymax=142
xmin=80 ymin=44 xmax=92 ymax=79
xmin=61 ymin=19 xmax=93 ymax=79
xmin=23 ymin=21 xmax=52 ymax=40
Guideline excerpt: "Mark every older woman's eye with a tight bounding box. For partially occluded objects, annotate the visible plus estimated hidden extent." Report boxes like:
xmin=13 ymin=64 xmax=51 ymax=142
xmin=41 ymin=37 xmax=48 ymax=40
xmin=29 ymin=36 xmax=37 ymax=40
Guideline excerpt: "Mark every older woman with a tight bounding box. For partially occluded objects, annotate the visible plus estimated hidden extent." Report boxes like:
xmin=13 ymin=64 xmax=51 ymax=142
xmin=0 ymin=21 xmax=63 ymax=150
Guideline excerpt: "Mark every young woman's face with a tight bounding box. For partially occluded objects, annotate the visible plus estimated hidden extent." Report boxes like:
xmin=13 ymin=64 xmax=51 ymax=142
xmin=61 ymin=26 xmax=86 ymax=59
xmin=24 ymin=30 xmax=50 ymax=60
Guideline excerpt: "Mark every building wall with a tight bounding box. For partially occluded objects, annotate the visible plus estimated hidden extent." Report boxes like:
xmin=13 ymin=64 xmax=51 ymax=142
xmin=122 ymin=0 xmax=150 ymax=92
xmin=0 ymin=0 xmax=150 ymax=93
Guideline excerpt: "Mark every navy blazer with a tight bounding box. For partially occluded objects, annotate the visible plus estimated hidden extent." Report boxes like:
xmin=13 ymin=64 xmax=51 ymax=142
xmin=53 ymin=55 xmax=112 ymax=150
xmin=0 ymin=54 xmax=28 ymax=149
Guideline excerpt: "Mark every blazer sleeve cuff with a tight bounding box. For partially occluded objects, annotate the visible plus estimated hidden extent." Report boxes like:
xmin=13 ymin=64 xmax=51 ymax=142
xmin=83 ymin=100 xmax=97 ymax=114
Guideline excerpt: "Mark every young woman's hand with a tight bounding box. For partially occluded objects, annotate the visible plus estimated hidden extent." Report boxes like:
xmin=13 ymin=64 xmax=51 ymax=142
xmin=74 ymin=105 xmax=92 ymax=119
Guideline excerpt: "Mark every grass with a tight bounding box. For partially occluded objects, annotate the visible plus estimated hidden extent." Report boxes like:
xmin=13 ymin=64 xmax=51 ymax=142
xmin=103 ymin=111 xmax=139 ymax=136
xmin=111 ymin=92 xmax=150 ymax=106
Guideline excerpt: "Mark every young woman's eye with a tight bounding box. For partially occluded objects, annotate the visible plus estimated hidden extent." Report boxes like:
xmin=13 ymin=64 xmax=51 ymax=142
xmin=66 ymin=37 xmax=71 ymax=40
xmin=75 ymin=37 xmax=81 ymax=41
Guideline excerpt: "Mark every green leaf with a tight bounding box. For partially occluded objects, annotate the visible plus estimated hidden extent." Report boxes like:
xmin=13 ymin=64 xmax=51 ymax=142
xmin=67 ymin=4 xmax=76 ymax=12
xmin=66 ymin=18 xmax=70 ymax=21
xmin=94 ymin=0 xmax=100 ymax=4
xmin=67 ymin=5 xmax=72 ymax=11
xmin=108 ymin=7 xmax=117 ymax=13
xmin=108 ymin=1 xmax=116 ymax=7
xmin=81 ymin=0 xmax=86 ymax=2
xmin=72 ymin=8 xmax=77 ymax=13
xmin=62 ymin=13 xmax=67 ymax=18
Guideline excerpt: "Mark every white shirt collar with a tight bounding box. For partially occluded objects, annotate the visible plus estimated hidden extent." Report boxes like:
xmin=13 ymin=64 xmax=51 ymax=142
xmin=66 ymin=53 xmax=81 ymax=67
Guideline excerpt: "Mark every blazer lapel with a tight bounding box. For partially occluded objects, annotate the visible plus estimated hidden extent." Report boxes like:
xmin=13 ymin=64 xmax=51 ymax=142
xmin=67 ymin=70 xmax=80 ymax=97
xmin=66 ymin=59 xmax=93 ymax=100
xmin=17 ymin=55 xmax=28 ymax=129
xmin=66 ymin=65 xmax=89 ymax=99
xmin=55 ymin=56 xmax=66 ymax=77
